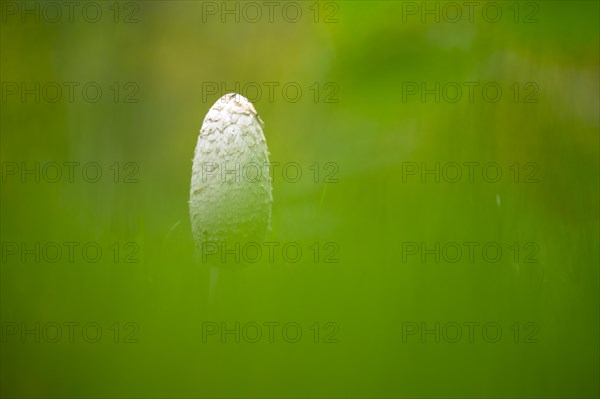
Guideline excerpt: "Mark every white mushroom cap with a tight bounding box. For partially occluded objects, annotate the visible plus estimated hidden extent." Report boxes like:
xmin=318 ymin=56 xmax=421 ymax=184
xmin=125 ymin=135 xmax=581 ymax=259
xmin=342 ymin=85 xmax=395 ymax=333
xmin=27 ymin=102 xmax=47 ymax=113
xmin=190 ymin=93 xmax=272 ymax=247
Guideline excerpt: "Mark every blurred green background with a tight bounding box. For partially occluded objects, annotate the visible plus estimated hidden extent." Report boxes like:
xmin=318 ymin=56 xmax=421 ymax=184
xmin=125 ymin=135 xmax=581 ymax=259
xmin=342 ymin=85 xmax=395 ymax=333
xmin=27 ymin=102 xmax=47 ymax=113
xmin=1 ymin=1 xmax=598 ymax=398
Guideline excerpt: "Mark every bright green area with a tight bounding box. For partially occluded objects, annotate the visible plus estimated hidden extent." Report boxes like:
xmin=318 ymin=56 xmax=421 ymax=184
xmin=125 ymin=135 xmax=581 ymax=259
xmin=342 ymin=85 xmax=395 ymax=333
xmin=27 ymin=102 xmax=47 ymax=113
xmin=1 ymin=1 xmax=598 ymax=398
